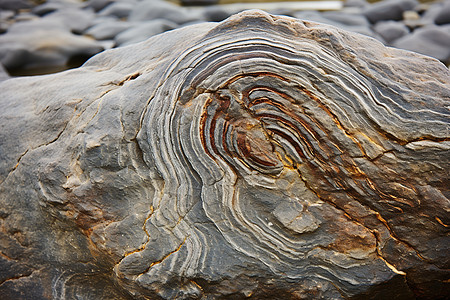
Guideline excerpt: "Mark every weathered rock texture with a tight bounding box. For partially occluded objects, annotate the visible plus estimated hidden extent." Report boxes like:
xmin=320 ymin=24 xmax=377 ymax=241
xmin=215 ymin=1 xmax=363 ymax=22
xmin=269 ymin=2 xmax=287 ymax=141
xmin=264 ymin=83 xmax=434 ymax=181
xmin=0 ymin=10 xmax=449 ymax=300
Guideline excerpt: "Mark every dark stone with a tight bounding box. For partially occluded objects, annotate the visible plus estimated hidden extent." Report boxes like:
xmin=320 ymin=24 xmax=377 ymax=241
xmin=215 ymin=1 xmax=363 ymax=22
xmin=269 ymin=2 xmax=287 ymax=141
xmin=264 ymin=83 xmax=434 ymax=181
xmin=128 ymin=0 xmax=201 ymax=24
xmin=321 ymin=11 xmax=370 ymax=27
xmin=373 ymin=20 xmax=409 ymax=44
xmin=31 ymin=1 xmax=81 ymax=17
xmin=393 ymin=25 xmax=450 ymax=64
xmin=293 ymin=11 xmax=377 ymax=38
xmin=0 ymin=9 xmax=14 ymax=33
xmin=344 ymin=0 xmax=368 ymax=8
xmin=363 ymin=0 xmax=418 ymax=23
xmin=0 ymin=10 xmax=448 ymax=300
xmin=98 ymin=1 xmax=136 ymax=19
xmin=85 ymin=21 xmax=134 ymax=41
xmin=42 ymin=8 xmax=96 ymax=34
xmin=421 ymin=1 xmax=444 ymax=23
xmin=0 ymin=62 xmax=9 ymax=81
xmin=0 ymin=0 xmax=32 ymax=12
xmin=434 ymin=0 xmax=450 ymax=25
xmin=203 ymin=6 xmax=232 ymax=22
xmin=114 ymin=19 xmax=177 ymax=46
xmin=0 ymin=18 xmax=104 ymax=74
xmin=83 ymin=0 xmax=115 ymax=12
xmin=10 ymin=11 xmax=38 ymax=23
xmin=180 ymin=0 xmax=219 ymax=6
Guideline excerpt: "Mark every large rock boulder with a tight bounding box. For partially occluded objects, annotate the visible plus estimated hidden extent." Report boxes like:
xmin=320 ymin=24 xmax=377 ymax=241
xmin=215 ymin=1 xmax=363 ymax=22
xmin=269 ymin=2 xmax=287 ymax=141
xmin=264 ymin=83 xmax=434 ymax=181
xmin=0 ymin=10 xmax=449 ymax=300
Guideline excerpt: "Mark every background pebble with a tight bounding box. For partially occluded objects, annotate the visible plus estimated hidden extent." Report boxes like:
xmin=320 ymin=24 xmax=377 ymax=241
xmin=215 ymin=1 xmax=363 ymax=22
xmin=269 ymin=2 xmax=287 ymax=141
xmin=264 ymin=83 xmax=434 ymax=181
xmin=1 ymin=0 xmax=449 ymax=76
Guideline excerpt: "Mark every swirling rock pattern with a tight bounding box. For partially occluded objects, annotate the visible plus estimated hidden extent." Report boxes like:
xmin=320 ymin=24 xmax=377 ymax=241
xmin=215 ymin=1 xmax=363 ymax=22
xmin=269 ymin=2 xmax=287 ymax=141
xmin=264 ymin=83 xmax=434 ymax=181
xmin=0 ymin=10 xmax=449 ymax=300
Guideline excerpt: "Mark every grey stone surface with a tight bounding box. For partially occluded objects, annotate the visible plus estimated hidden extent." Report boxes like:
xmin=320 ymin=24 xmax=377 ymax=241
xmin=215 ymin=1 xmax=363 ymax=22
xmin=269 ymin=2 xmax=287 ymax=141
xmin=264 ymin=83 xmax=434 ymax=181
xmin=393 ymin=25 xmax=450 ymax=64
xmin=31 ymin=1 xmax=82 ymax=17
xmin=434 ymin=0 xmax=450 ymax=25
xmin=374 ymin=20 xmax=410 ymax=44
xmin=83 ymin=0 xmax=115 ymax=12
xmin=0 ymin=9 xmax=14 ymax=33
xmin=293 ymin=10 xmax=377 ymax=38
xmin=98 ymin=1 xmax=136 ymax=19
xmin=421 ymin=1 xmax=444 ymax=24
xmin=114 ymin=19 xmax=177 ymax=46
xmin=0 ymin=10 xmax=449 ymax=299
xmin=202 ymin=6 xmax=232 ymax=22
xmin=128 ymin=0 xmax=202 ymax=24
xmin=322 ymin=10 xmax=370 ymax=27
xmin=85 ymin=20 xmax=134 ymax=40
xmin=344 ymin=0 xmax=368 ymax=8
xmin=363 ymin=0 xmax=418 ymax=23
xmin=0 ymin=63 xmax=9 ymax=81
xmin=0 ymin=18 xmax=104 ymax=73
xmin=11 ymin=11 xmax=39 ymax=22
xmin=42 ymin=7 xmax=96 ymax=34
xmin=0 ymin=0 xmax=32 ymax=11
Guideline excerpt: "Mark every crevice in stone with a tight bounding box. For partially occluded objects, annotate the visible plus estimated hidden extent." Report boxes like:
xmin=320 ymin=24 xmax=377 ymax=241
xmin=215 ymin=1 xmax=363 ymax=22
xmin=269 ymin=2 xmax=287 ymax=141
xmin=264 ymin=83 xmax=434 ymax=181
xmin=0 ymin=270 xmax=35 ymax=287
xmin=136 ymin=236 xmax=188 ymax=279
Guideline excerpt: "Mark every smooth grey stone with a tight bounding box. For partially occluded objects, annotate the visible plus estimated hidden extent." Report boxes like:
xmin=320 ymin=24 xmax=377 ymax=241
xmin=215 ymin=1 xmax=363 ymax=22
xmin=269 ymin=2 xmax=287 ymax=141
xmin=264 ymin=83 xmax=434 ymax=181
xmin=128 ymin=0 xmax=201 ymax=24
xmin=11 ymin=11 xmax=39 ymax=22
xmin=363 ymin=0 xmax=418 ymax=23
xmin=393 ymin=25 xmax=450 ymax=63
xmin=294 ymin=11 xmax=377 ymax=38
xmin=421 ymin=1 xmax=445 ymax=23
xmin=86 ymin=15 xmax=120 ymax=27
xmin=114 ymin=19 xmax=177 ymax=46
xmin=31 ymin=1 xmax=81 ymax=17
xmin=203 ymin=6 xmax=232 ymax=22
xmin=6 ymin=18 xmax=66 ymax=34
xmin=42 ymin=8 xmax=96 ymax=34
xmin=83 ymin=0 xmax=115 ymax=12
xmin=0 ymin=19 xmax=104 ymax=72
xmin=0 ymin=0 xmax=32 ymax=11
xmin=322 ymin=11 xmax=370 ymax=27
xmin=98 ymin=1 xmax=136 ymax=19
xmin=267 ymin=8 xmax=297 ymax=18
xmin=344 ymin=0 xmax=368 ymax=8
xmin=0 ymin=63 xmax=9 ymax=81
xmin=0 ymin=9 xmax=14 ymax=20
xmin=180 ymin=0 xmax=219 ymax=6
xmin=435 ymin=0 xmax=450 ymax=25
xmin=374 ymin=20 xmax=409 ymax=44
xmin=0 ymin=9 xmax=14 ymax=33
xmin=85 ymin=21 xmax=134 ymax=40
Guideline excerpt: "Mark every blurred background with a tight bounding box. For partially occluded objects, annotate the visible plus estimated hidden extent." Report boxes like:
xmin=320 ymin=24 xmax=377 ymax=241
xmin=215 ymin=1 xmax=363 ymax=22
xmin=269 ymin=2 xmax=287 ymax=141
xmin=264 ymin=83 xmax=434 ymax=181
xmin=0 ymin=0 xmax=449 ymax=79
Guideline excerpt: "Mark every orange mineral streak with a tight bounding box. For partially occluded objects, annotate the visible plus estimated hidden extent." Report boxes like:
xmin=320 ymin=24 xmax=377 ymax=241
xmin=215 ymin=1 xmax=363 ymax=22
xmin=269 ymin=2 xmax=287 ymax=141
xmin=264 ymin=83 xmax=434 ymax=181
xmin=121 ymin=206 xmax=155 ymax=258
xmin=146 ymin=237 xmax=187 ymax=270
xmin=190 ymin=280 xmax=204 ymax=292
xmin=436 ymin=217 xmax=449 ymax=228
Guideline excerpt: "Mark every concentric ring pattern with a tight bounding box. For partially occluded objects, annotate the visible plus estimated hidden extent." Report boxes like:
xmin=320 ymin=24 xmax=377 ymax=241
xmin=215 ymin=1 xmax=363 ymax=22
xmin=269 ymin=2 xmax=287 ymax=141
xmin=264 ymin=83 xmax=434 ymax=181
xmin=115 ymin=11 xmax=450 ymax=298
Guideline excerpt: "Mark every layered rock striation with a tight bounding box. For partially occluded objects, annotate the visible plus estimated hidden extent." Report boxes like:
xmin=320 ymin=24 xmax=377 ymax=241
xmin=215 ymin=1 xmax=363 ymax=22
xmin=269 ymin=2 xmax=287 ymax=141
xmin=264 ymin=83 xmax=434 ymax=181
xmin=0 ymin=10 xmax=449 ymax=300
